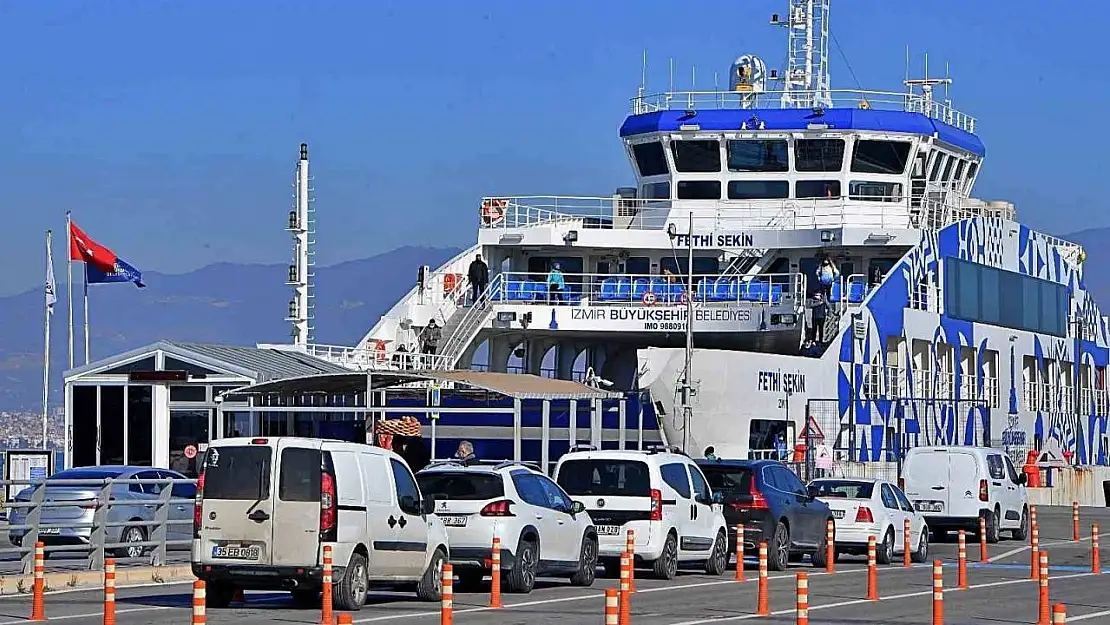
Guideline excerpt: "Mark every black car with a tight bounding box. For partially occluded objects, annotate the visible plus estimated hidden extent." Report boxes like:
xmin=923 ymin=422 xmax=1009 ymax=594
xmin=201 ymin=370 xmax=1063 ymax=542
xmin=697 ymin=459 xmax=833 ymax=571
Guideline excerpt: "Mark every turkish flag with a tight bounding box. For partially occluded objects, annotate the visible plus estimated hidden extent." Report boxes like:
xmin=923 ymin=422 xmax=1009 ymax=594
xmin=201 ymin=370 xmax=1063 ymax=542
xmin=69 ymin=222 xmax=118 ymax=273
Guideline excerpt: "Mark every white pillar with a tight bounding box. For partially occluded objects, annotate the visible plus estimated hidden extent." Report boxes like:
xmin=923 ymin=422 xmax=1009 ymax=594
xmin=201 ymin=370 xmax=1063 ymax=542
xmin=152 ymin=384 xmax=170 ymax=468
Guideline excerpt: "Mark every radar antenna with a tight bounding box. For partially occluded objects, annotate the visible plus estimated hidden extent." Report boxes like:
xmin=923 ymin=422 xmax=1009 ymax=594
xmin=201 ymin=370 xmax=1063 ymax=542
xmin=770 ymin=0 xmax=831 ymax=109
xmin=903 ymin=53 xmax=953 ymax=122
xmin=285 ymin=143 xmax=315 ymax=346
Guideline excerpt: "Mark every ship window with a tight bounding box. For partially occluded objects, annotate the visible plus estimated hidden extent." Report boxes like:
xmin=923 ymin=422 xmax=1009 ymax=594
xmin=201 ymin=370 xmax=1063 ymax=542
xmin=726 ymin=139 xmax=788 ymax=172
xmin=794 ymin=139 xmax=845 ymax=172
xmin=941 ymin=157 xmax=955 ymax=184
xmin=965 ymin=162 xmax=979 ymax=185
xmin=952 ymin=160 xmax=967 ymax=187
xmin=928 ymin=153 xmax=946 ymax=182
xmin=727 ymin=180 xmax=789 ymax=200
xmin=641 ymin=181 xmax=670 ymax=199
xmin=796 ymin=180 xmax=841 ymax=199
xmin=626 ymin=257 xmax=650 ymax=273
xmin=676 ymin=180 xmax=721 ymax=200
xmin=671 ymin=140 xmax=721 ymax=172
xmin=661 ymin=257 xmax=720 ymax=275
xmin=850 ymin=140 xmax=912 ymax=175
xmin=632 ymin=142 xmax=669 ymax=177
xmin=945 ymin=258 xmax=1067 ymax=336
xmin=848 ymin=181 xmax=902 ymax=202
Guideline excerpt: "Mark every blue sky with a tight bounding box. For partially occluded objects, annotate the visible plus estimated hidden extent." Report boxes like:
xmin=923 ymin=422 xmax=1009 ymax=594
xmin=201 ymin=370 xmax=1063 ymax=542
xmin=3 ymin=0 xmax=1105 ymax=295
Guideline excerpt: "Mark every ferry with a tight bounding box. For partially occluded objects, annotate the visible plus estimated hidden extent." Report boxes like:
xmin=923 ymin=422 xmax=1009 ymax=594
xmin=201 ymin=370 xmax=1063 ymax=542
xmin=287 ymin=0 xmax=1107 ymax=470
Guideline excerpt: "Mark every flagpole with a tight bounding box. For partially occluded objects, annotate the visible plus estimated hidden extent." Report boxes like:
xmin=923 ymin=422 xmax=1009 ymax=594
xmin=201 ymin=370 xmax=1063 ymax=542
xmin=66 ymin=212 xmax=74 ymax=369
xmin=83 ymin=264 xmax=90 ymax=365
xmin=43 ymin=230 xmax=53 ymax=451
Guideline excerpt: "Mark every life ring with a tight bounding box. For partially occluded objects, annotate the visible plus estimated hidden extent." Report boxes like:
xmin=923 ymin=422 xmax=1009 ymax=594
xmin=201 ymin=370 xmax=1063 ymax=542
xmin=481 ymin=198 xmax=506 ymax=224
xmin=443 ymin=273 xmax=457 ymax=294
xmin=374 ymin=340 xmax=387 ymax=362
xmin=641 ymin=292 xmax=657 ymax=306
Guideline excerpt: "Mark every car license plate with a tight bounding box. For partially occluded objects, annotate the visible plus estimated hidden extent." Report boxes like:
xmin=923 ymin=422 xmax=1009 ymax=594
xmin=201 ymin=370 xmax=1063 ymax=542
xmin=38 ymin=527 xmax=61 ymax=535
xmin=440 ymin=515 xmax=467 ymax=527
xmin=831 ymin=510 xmax=845 ymax=519
xmin=915 ymin=501 xmax=942 ymax=513
xmin=596 ymin=525 xmax=621 ymax=536
xmin=212 ymin=545 xmax=261 ymax=560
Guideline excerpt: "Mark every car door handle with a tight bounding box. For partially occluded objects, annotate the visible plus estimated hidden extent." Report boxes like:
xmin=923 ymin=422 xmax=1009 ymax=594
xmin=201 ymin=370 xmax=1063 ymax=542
xmin=176 ymin=506 xmax=187 ymax=512
xmin=992 ymin=482 xmax=1002 ymax=487
xmin=398 ymin=516 xmax=407 ymax=528
xmin=387 ymin=515 xmax=398 ymax=528
xmin=247 ymin=509 xmax=270 ymax=523
xmin=930 ymin=486 xmax=945 ymax=491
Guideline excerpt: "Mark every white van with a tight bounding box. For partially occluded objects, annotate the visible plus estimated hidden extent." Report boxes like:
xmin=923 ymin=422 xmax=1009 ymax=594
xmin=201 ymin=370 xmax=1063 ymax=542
xmin=191 ymin=437 xmax=449 ymax=610
xmin=901 ymin=446 xmax=1029 ymax=543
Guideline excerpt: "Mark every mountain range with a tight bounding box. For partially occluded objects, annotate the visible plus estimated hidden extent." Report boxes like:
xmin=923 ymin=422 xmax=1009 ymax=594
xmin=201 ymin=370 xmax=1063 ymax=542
xmin=2 ymin=227 xmax=1109 ymax=412
xmin=0 ymin=245 xmax=461 ymax=411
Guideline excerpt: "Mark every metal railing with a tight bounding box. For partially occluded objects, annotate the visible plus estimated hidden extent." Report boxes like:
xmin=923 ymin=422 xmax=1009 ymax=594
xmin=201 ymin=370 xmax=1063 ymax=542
xmin=861 ymin=364 xmax=1001 ymax=410
xmin=304 ymin=343 xmax=451 ymax=371
xmin=490 ymin=270 xmax=805 ymax=307
xmin=434 ymin=283 xmax=496 ymax=371
xmin=630 ymin=89 xmax=977 ymax=134
xmin=0 ymin=476 xmax=197 ymax=573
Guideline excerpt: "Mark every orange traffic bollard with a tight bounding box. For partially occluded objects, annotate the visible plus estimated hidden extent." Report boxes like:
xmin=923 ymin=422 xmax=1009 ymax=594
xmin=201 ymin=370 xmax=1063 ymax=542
xmin=1093 ymin=523 xmax=1101 ymax=575
xmin=29 ymin=541 xmax=45 ymax=621
xmin=337 ymin=614 xmax=353 ymax=625
xmin=604 ymin=588 xmax=619 ymax=625
xmin=619 ymin=552 xmax=632 ymax=625
xmin=903 ymin=518 xmax=912 ymax=568
xmin=979 ymin=516 xmax=989 ymax=562
xmin=866 ymin=535 xmax=878 ymax=600
xmin=489 ymin=536 xmax=503 ymax=608
xmin=321 ymin=545 xmax=334 ymax=625
xmin=1052 ymin=603 xmax=1067 ymax=624
xmin=1031 ymin=523 xmax=1041 ymax=580
xmin=104 ymin=557 xmax=116 ymax=625
xmin=795 ymin=571 xmax=809 ymax=625
xmin=757 ymin=541 xmax=770 ymax=616
xmin=192 ymin=580 xmax=206 ymax=625
xmin=825 ymin=519 xmax=835 ymax=574
xmin=957 ymin=530 xmax=968 ymax=589
xmin=1038 ymin=551 xmax=1050 ymax=625
xmin=1073 ymin=502 xmax=1081 ymax=542
xmin=626 ymin=529 xmax=636 ymax=592
xmin=735 ymin=524 xmax=746 ymax=582
xmin=441 ymin=563 xmax=453 ymax=625
xmin=931 ymin=560 xmax=943 ymax=625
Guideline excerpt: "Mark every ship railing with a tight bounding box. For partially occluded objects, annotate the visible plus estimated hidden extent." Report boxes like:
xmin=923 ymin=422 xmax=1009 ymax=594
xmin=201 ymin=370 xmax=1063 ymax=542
xmin=480 ymin=195 xmax=919 ymax=231
xmin=489 ymin=271 xmax=805 ymax=308
xmin=631 ymin=89 xmax=977 ymax=134
xmin=304 ymin=342 xmax=452 ymax=372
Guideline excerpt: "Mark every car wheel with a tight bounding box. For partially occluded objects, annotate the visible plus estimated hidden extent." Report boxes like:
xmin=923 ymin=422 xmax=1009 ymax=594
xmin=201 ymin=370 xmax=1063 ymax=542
xmin=205 ymin=581 xmax=235 ymax=609
xmin=416 ymin=548 xmax=446 ymax=602
xmin=811 ymin=526 xmax=829 ymax=569
xmin=911 ymin=529 xmax=929 ymax=564
xmin=506 ymin=539 xmax=538 ymax=593
xmin=983 ymin=509 xmax=1000 ymax=544
xmin=876 ymin=528 xmax=895 ymax=565
xmin=570 ymin=535 xmax=598 ymax=586
xmin=334 ymin=551 xmax=369 ymax=611
xmin=652 ymin=532 xmax=679 ymax=580
xmin=704 ymin=531 xmax=727 ymax=576
xmin=1012 ymin=506 xmax=1029 ymax=541
xmin=768 ymin=522 xmax=790 ymax=571
xmin=115 ymin=525 xmax=146 ymax=559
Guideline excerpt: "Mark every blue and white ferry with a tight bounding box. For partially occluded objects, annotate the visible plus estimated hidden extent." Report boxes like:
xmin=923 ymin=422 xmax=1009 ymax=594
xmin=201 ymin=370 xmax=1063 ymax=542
xmin=295 ymin=0 xmax=1106 ymax=470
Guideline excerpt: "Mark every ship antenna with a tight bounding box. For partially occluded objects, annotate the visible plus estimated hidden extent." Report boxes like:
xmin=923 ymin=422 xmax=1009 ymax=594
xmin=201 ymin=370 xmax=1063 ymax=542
xmin=774 ymin=0 xmax=831 ymax=109
xmin=287 ymin=143 xmax=315 ymax=347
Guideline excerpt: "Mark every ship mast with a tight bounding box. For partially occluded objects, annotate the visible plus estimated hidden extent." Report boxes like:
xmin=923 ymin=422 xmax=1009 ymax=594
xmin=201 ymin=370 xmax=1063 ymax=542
xmin=773 ymin=0 xmax=832 ymax=109
xmin=286 ymin=143 xmax=315 ymax=346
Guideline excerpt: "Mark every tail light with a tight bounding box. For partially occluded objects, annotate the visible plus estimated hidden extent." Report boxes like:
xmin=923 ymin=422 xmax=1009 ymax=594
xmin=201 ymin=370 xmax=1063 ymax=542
xmin=479 ymin=500 xmax=515 ymax=517
xmin=979 ymin=479 xmax=989 ymax=502
xmin=649 ymin=489 xmax=664 ymax=521
xmin=320 ymin=470 xmax=337 ymax=541
xmin=748 ymin=480 xmax=770 ymax=510
xmin=193 ymin=473 xmax=205 ymax=538
xmin=855 ymin=506 xmax=874 ymax=523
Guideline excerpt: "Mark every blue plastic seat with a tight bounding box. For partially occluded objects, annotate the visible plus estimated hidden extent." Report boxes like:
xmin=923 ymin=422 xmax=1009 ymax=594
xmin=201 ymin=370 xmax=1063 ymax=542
xmin=598 ymin=277 xmax=620 ymax=301
xmin=828 ymin=281 xmax=843 ymax=303
xmin=631 ymin=278 xmax=650 ymax=302
xmin=770 ymin=284 xmax=783 ymax=304
xmin=847 ymin=282 xmax=867 ymax=303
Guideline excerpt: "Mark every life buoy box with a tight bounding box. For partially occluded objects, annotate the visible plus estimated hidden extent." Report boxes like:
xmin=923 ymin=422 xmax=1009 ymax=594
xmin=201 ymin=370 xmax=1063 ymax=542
xmin=641 ymin=292 xmax=657 ymax=306
xmin=481 ymin=198 xmax=507 ymax=224
xmin=374 ymin=340 xmax=387 ymax=362
xmin=443 ymin=273 xmax=458 ymax=294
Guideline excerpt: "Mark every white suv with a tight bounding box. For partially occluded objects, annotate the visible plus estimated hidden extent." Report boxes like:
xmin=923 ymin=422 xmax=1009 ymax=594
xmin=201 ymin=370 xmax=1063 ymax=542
xmin=415 ymin=460 xmax=598 ymax=594
xmin=552 ymin=447 xmax=729 ymax=580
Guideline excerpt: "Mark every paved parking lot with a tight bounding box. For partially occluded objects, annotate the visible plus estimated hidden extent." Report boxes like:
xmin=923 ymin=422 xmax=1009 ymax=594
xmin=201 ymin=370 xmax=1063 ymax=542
xmin=0 ymin=524 xmax=189 ymax=575
xmin=0 ymin=505 xmax=1104 ymax=624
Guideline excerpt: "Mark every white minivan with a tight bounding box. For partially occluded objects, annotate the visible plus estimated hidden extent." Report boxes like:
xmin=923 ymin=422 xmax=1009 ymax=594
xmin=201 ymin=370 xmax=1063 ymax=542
xmin=192 ymin=437 xmax=449 ymax=610
xmin=901 ymin=446 xmax=1029 ymax=543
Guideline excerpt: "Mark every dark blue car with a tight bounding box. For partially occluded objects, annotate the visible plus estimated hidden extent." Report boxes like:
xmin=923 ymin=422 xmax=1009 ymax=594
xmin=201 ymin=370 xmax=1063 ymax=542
xmin=697 ymin=459 xmax=833 ymax=571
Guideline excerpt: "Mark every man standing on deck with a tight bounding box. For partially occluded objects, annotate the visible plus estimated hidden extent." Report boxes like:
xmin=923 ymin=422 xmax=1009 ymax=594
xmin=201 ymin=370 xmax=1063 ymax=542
xmin=468 ymin=253 xmax=489 ymax=304
xmin=421 ymin=320 xmax=442 ymax=355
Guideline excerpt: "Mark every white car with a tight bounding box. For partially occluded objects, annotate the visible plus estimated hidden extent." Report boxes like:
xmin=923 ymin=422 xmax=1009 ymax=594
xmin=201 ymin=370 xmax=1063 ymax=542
xmin=415 ymin=460 xmax=597 ymax=594
xmin=808 ymin=477 xmax=929 ymax=565
xmin=552 ymin=447 xmax=729 ymax=580
xmin=901 ymin=446 xmax=1029 ymax=543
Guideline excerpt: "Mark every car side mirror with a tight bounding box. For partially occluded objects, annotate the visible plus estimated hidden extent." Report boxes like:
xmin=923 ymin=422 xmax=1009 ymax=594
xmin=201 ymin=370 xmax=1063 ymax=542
xmin=420 ymin=497 xmax=436 ymax=515
xmin=400 ymin=494 xmax=420 ymax=514
xmin=570 ymin=501 xmax=586 ymax=515
xmin=1017 ymin=473 xmax=1028 ymax=486
xmin=711 ymin=491 xmax=724 ymax=505
xmin=806 ymin=485 xmax=819 ymax=498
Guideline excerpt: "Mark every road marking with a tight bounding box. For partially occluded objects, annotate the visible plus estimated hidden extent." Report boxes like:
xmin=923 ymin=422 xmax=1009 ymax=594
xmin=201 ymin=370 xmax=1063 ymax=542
xmin=0 ymin=579 xmax=197 ymax=601
xmin=989 ymin=531 xmax=1110 ymax=562
xmin=1069 ymin=608 xmax=1110 ymax=621
xmin=0 ymin=605 xmax=175 ymax=625
xmin=665 ymin=570 xmax=1101 ymax=624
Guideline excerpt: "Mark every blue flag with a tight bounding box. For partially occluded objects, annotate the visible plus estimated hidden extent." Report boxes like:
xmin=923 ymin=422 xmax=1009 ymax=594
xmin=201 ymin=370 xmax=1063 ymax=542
xmin=86 ymin=257 xmax=145 ymax=288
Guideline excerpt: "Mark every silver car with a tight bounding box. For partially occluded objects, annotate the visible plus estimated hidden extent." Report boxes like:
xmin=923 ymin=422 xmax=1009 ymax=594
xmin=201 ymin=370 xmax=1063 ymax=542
xmin=8 ymin=465 xmax=195 ymax=558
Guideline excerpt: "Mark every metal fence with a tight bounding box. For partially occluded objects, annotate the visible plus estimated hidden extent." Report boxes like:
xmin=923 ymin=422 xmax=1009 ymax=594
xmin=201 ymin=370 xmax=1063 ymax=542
xmin=801 ymin=398 xmax=990 ymax=483
xmin=0 ymin=476 xmax=196 ymax=573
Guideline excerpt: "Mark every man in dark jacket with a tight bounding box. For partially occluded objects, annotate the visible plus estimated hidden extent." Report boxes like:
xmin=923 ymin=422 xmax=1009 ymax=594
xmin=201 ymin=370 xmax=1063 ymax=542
xmin=467 ymin=254 xmax=489 ymax=304
xmin=421 ymin=320 xmax=442 ymax=355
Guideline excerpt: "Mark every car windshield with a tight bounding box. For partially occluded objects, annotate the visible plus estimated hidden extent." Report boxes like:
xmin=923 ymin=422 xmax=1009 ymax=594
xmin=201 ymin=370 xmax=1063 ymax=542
xmin=556 ymin=460 xmax=651 ymax=496
xmin=203 ymin=446 xmax=271 ymax=501
xmin=700 ymin=466 xmax=753 ymax=493
xmin=416 ymin=472 xmax=504 ymax=500
xmin=810 ymin=480 xmax=874 ymax=499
